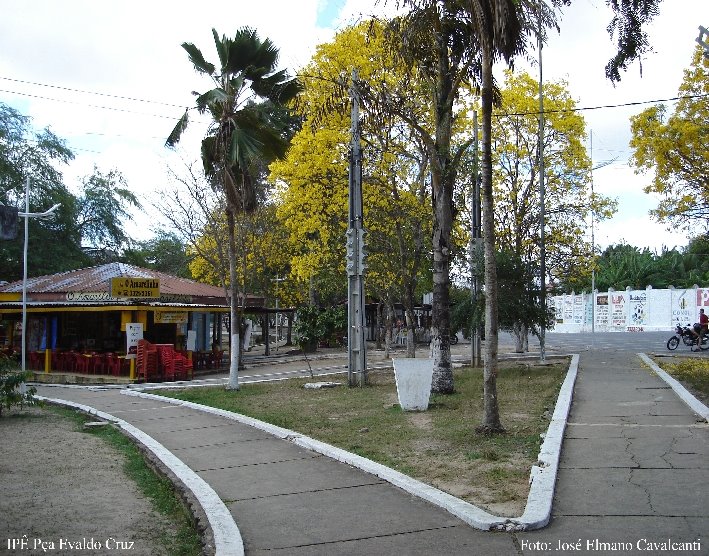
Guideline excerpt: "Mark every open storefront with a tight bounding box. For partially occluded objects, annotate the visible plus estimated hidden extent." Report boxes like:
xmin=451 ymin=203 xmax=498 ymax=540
xmin=0 ymin=262 xmax=264 ymax=382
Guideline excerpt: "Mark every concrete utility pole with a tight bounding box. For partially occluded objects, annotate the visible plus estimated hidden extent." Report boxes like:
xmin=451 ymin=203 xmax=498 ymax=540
xmin=346 ymin=69 xmax=367 ymax=387
xmin=470 ymin=111 xmax=482 ymax=367
xmin=538 ymin=1 xmax=547 ymax=363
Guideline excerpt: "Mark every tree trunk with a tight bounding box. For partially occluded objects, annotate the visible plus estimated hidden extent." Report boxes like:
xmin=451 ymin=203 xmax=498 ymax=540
xmin=384 ymin=304 xmax=393 ymax=360
xmin=285 ymin=313 xmax=293 ymax=346
xmin=479 ymin=51 xmax=503 ymax=433
xmin=226 ymin=208 xmax=240 ymax=390
xmin=263 ymin=314 xmax=270 ymax=356
xmin=513 ymin=321 xmax=524 ymax=353
xmin=404 ymin=284 xmax=417 ymax=358
xmin=376 ymin=301 xmax=383 ymax=350
xmin=430 ymin=181 xmax=454 ymax=393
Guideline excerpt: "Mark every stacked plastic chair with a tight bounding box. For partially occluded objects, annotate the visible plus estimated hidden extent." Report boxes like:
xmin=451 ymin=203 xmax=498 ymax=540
xmin=136 ymin=339 xmax=159 ymax=382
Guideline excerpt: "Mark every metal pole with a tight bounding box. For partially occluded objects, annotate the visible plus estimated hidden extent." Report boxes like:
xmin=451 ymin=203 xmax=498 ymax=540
xmin=470 ymin=111 xmax=481 ymax=367
xmin=590 ymin=130 xmax=595 ymax=338
xmin=538 ymin=1 xmax=546 ymax=362
xmin=21 ymin=177 xmax=29 ymax=373
xmin=17 ymin=183 xmax=60 ymax=375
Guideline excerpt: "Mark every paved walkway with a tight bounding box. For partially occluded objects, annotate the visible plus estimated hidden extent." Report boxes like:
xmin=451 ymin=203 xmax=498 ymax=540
xmin=34 ymin=346 xmax=708 ymax=555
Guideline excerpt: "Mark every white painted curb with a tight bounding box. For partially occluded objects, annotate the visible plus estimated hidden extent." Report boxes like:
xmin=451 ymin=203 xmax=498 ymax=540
xmin=36 ymin=395 xmax=244 ymax=556
xmin=517 ymin=353 xmax=579 ymax=530
xmin=637 ymin=353 xmax=709 ymax=422
xmin=124 ymin=354 xmax=579 ymax=532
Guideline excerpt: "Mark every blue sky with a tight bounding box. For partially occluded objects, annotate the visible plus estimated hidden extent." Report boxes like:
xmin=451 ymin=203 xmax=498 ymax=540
xmin=0 ymin=0 xmax=704 ymax=252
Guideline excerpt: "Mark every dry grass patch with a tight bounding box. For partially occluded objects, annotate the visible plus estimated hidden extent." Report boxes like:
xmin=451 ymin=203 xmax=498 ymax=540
xmin=159 ymin=360 xmax=567 ymax=517
xmin=651 ymin=356 xmax=709 ymax=405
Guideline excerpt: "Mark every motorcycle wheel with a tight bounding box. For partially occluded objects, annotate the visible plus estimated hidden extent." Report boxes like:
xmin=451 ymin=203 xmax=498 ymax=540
xmin=667 ymin=336 xmax=680 ymax=350
xmin=700 ymin=334 xmax=709 ymax=351
xmin=450 ymin=334 xmax=459 ymax=345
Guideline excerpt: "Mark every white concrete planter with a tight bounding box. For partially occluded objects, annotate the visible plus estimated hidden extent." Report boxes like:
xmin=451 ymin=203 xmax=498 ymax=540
xmin=392 ymin=358 xmax=434 ymax=411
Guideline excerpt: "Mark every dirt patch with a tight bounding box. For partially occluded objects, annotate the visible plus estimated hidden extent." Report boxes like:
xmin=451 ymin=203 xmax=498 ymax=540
xmin=0 ymin=406 xmax=172 ymax=556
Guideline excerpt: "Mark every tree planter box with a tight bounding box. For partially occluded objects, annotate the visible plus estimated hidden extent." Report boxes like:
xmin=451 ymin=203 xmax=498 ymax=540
xmin=392 ymin=358 xmax=434 ymax=411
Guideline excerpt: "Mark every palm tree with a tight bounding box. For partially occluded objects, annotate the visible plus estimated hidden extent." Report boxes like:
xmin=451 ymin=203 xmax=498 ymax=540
xmin=166 ymin=28 xmax=300 ymax=388
xmin=465 ymin=0 xmax=526 ymax=433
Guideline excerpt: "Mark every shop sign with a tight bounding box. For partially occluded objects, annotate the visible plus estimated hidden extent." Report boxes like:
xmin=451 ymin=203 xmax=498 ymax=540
xmin=111 ymin=277 xmax=160 ymax=299
xmin=154 ymin=310 xmax=188 ymax=324
xmin=66 ymin=291 xmax=117 ymax=302
xmin=159 ymin=293 xmax=193 ymax=303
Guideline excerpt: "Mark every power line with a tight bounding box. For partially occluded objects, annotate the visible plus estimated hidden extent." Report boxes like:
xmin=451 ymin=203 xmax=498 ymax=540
xmin=0 ymin=88 xmax=180 ymax=120
xmin=495 ymin=93 xmax=709 ymax=118
xmin=0 ymin=76 xmax=185 ymax=109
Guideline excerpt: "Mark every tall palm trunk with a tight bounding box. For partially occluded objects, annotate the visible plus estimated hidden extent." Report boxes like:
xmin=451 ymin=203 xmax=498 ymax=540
xmin=226 ymin=207 xmax=240 ymax=390
xmin=479 ymin=49 xmax=503 ymax=432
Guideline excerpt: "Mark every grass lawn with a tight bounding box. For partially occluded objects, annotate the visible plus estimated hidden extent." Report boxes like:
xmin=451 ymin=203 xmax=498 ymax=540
xmin=652 ymin=356 xmax=709 ymax=404
xmin=158 ymin=360 xmax=568 ymax=517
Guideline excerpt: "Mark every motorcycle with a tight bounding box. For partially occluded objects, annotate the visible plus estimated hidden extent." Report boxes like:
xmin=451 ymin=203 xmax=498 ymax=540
xmin=666 ymin=323 xmax=709 ymax=351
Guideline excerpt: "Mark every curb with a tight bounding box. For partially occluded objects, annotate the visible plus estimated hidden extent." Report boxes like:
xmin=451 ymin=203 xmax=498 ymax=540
xmin=637 ymin=353 xmax=709 ymax=422
xmin=35 ymin=395 xmax=244 ymax=556
xmin=123 ymin=354 xmax=580 ymax=532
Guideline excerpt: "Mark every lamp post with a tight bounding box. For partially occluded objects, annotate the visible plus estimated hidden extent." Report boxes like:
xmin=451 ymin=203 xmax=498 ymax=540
xmin=697 ymin=26 xmax=709 ymax=58
xmin=538 ymin=0 xmax=547 ymax=362
xmin=17 ymin=177 xmax=60 ymax=372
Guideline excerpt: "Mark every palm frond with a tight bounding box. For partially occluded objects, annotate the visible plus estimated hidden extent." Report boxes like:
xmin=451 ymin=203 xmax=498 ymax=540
xmin=228 ymin=126 xmax=263 ymax=167
xmin=181 ymin=42 xmax=215 ymax=75
xmin=196 ymin=88 xmax=229 ymax=113
xmin=165 ymin=109 xmax=190 ymax=147
xmin=212 ymin=28 xmax=228 ymax=70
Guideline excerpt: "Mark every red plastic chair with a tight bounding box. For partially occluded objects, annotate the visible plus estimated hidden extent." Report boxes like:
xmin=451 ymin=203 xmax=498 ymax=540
xmin=73 ymin=352 xmax=90 ymax=374
xmin=29 ymin=351 xmax=43 ymax=371
xmin=105 ymin=353 xmax=122 ymax=376
xmin=136 ymin=340 xmax=159 ymax=382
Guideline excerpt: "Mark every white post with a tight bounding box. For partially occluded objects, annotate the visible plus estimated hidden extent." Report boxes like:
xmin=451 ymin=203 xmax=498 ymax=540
xmin=21 ymin=177 xmax=29 ymax=373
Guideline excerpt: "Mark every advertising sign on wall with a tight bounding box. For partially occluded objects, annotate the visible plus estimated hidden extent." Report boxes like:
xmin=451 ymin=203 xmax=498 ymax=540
xmin=595 ymin=294 xmax=609 ymax=328
xmin=628 ymin=290 xmax=647 ymax=331
xmin=126 ymin=323 xmax=143 ymax=359
xmin=672 ymin=289 xmax=694 ymax=326
xmin=611 ymin=293 xmax=627 ymax=328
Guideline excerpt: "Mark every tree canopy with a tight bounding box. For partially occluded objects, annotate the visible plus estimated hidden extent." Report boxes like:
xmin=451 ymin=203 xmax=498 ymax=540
xmin=0 ymin=103 xmax=141 ymax=280
xmin=629 ymin=47 xmax=709 ymax=233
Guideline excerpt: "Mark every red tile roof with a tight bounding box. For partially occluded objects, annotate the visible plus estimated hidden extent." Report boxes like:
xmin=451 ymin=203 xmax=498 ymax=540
xmin=0 ymin=263 xmax=224 ymax=298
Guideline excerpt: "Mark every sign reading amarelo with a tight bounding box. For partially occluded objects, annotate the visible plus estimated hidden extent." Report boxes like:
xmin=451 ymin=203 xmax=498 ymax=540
xmin=111 ymin=277 xmax=160 ymax=299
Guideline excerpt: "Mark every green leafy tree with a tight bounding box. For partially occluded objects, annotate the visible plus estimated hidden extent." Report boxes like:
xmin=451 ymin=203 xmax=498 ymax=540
xmin=0 ymin=104 xmax=141 ymax=279
xmin=629 ymin=47 xmax=709 ymax=232
xmin=122 ymin=231 xmax=192 ymax=277
xmin=166 ymin=28 xmax=300 ymax=386
xmin=76 ymin=166 xmax=141 ymax=254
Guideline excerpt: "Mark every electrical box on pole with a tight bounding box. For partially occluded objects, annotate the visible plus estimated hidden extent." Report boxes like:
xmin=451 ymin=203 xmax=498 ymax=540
xmin=347 ymin=69 xmax=367 ymax=387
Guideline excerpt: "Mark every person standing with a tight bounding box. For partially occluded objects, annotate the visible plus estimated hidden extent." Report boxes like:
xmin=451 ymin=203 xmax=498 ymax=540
xmin=692 ymin=308 xmax=708 ymax=350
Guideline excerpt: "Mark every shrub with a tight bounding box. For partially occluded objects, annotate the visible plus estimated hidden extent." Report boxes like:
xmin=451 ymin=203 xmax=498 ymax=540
xmin=294 ymin=305 xmax=347 ymax=351
xmin=0 ymin=355 xmax=38 ymax=416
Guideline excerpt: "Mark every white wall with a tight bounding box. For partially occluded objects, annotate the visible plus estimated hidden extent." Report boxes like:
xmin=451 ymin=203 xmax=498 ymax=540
xmin=550 ymin=286 xmax=709 ymax=332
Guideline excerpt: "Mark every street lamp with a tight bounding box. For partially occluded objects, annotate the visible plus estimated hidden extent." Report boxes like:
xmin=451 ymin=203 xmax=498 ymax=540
xmin=17 ymin=177 xmax=60 ymax=372
xmin=697 ymin=26 xmax=709 ymax=58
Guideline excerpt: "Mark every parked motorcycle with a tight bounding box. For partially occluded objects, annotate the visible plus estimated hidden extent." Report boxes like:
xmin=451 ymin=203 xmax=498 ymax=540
xmin=666 ymin=323 xmax=709 ymax=350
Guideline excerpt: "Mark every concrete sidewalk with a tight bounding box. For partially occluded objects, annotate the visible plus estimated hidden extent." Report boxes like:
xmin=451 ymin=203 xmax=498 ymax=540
xmin=520 ymin=349 xmax=707 ymax=554
xmin=34 ymin=348 xmax=708 ymax=555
